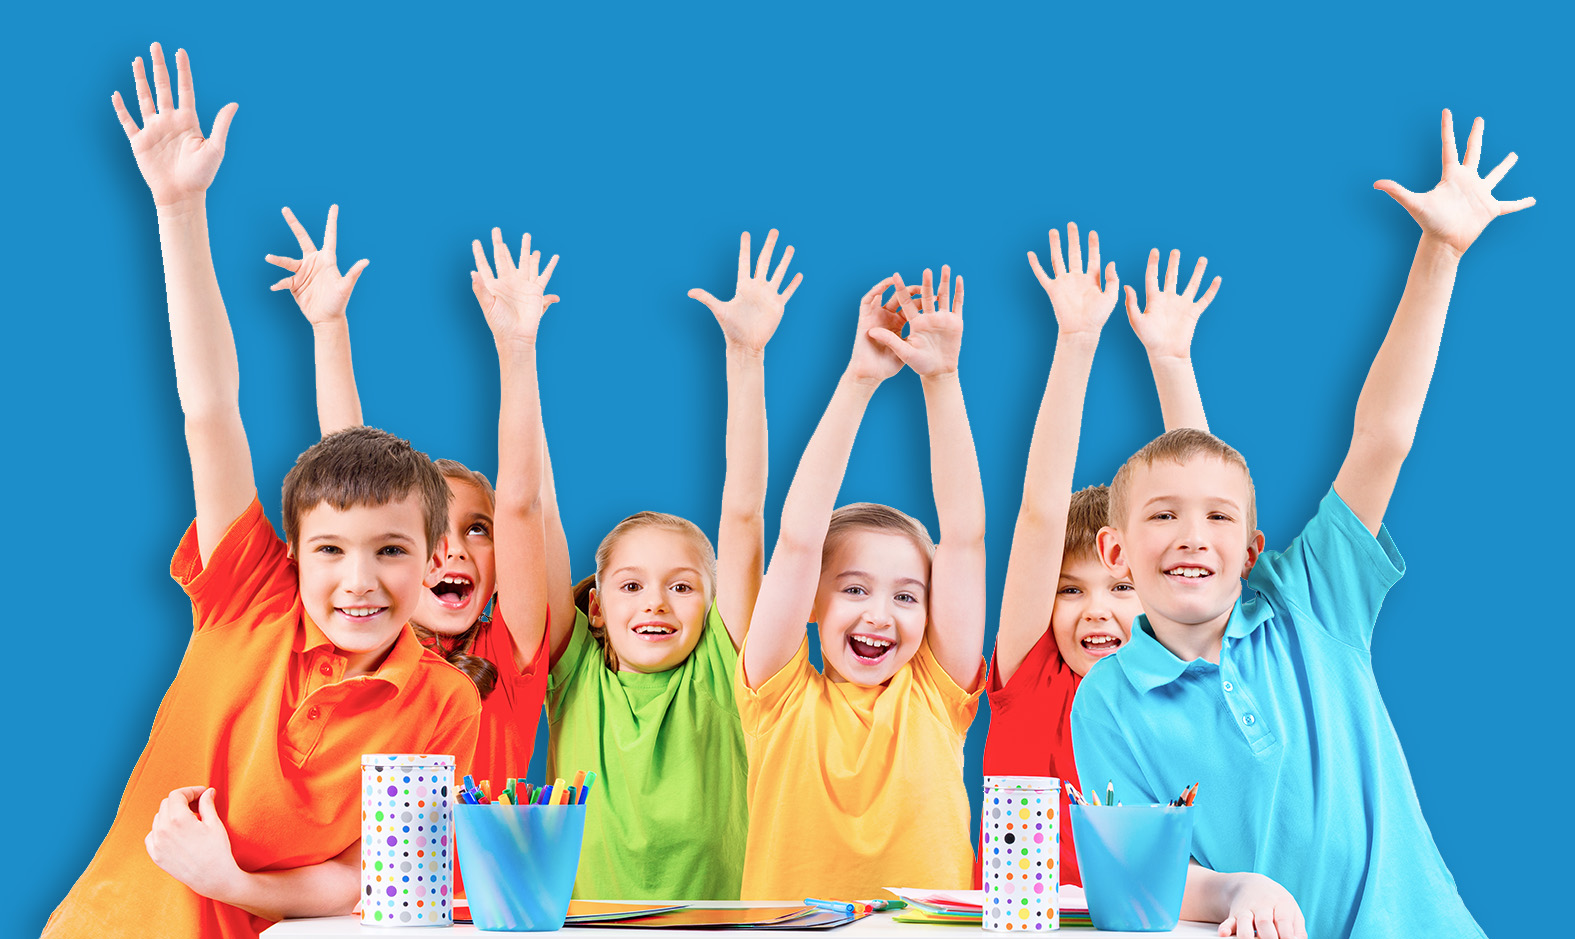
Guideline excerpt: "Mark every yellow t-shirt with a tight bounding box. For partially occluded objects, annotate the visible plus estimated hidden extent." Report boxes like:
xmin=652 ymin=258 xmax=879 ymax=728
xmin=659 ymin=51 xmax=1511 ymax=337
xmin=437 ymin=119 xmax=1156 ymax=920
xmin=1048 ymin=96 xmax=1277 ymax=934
xmin=736 ymin=635 xmax=982 ymax=899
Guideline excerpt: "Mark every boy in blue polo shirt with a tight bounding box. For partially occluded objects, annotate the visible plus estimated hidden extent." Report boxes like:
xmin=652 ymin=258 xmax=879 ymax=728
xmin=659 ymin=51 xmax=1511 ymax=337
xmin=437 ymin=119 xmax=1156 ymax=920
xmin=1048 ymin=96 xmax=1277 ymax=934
xmin=1072 ymin=110 xmax=1533 ymax=939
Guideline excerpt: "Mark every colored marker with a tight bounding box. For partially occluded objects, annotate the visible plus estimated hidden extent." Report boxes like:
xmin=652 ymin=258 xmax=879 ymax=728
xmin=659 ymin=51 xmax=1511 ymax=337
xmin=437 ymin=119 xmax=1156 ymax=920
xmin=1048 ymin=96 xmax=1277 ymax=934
xmin=538 ymin=785 xmax=553 ymax=806
xmin=579 ymin=771 xmax=598 ymax=804
xmin=1106 ymin=781 xmax=1114 ymax=807
xmin=573 ymin=769 xmax=587 ymax=796
xmin=805 ymin=899 xmax=855 ymax=914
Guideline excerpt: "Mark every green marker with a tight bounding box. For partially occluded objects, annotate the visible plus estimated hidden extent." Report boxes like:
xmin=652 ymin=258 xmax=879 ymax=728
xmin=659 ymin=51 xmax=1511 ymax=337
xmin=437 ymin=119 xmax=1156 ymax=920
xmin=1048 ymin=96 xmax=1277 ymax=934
xmin=1106 ymin=780 xmax=1115 ymax=807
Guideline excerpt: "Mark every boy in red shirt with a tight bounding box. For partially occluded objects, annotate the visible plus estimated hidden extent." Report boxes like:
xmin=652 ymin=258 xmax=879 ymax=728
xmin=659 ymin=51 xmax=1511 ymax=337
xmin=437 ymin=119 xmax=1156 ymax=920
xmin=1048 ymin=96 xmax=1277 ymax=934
xmin=981 ymin=226 xmax=1216 ymax=886
xmin=44 ymin=44 xmax=481 ymax=939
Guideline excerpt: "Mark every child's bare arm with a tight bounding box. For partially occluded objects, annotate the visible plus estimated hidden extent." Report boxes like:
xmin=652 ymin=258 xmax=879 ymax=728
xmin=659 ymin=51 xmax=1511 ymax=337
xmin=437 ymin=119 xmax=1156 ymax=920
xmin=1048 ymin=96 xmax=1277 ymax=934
xmin=1124 ymin=247 xmax=1219 ymax=432
xmin=688 ymin=230 xmax=802 ymax=647
xmin=1182 ymin=863 xmax=1307 ymax=939
xmin=113 ymin=44 xmax=248 ymax=564
xmin=265 ymin=205 xmax=370 ymax=436
xmin=743 ymin=278 xmax=911 ymax=687
xmin=997 ymin=226 xmax=1121 ymax=684
xmin=541 ymin=435 xmax=576 ymax=657
xmin=145 ymin=787 xmax=359 ymax=920
xmin=867 ymin=268 xmax=986 ymax=687
xmin=474 ymin=229 xmax=560 ymax=672
xmin=1334 ymin=110 xmax=1534 ymax=534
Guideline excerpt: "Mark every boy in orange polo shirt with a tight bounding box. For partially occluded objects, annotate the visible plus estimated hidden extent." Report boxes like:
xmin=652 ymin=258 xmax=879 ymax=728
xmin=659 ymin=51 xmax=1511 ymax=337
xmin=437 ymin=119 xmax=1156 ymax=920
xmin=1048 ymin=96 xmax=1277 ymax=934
xmin=43 ymin=44 xmax=481 ymax=939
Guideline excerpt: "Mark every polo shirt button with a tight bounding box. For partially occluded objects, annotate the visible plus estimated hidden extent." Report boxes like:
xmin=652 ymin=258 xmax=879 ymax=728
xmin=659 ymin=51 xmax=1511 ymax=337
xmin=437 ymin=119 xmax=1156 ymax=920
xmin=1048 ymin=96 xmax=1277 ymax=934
xmin=1243 ymin=713 xmax=1256 ymax=725
xmin=319 ymin=663 xmax=332 ymax=676
xmin=308 ymin=706 xmax=321 ymax=720
xmin=1222 ymin=681 xmax=1234 ymax=692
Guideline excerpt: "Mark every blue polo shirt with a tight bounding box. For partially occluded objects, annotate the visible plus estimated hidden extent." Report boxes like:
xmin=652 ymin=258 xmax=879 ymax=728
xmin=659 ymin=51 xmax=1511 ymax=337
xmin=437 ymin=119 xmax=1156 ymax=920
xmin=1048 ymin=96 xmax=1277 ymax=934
xmin=1071 ymin=489 xmax=1483 ymax=939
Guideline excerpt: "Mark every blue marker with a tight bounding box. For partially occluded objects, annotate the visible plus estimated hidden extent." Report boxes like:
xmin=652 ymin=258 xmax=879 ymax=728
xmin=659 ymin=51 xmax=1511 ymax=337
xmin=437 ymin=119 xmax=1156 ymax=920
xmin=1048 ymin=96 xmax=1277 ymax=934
xmin=804 ymin=899 xmax=855 ymax=915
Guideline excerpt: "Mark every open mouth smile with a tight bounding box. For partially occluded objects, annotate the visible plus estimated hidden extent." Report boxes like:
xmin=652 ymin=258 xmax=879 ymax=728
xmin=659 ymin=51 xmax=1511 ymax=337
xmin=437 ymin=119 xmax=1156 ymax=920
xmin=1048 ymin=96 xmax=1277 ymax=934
xmin=336 ymin=605 xmax=388 ymax=621
xmin=1081 ymin=633 xmax=1122 ymax=657
xmin=632 ymin=621 xmax=678 ymax=641
xmin=846 ymin=632 xmax=895 ymax=665
xmin=431 ymin=573 xmax=475 ymax=610
xmin=1164 ymin=565 xmax=1214 ymax=582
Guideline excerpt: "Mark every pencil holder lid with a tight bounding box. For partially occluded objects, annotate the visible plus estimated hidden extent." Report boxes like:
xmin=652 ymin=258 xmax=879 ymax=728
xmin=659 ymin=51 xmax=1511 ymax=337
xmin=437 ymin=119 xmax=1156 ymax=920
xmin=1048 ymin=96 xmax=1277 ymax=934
xmin=362 ymin=753 xmax=456 ymax=767
xmin=985 ymin=774 xmax=1061 ymax=792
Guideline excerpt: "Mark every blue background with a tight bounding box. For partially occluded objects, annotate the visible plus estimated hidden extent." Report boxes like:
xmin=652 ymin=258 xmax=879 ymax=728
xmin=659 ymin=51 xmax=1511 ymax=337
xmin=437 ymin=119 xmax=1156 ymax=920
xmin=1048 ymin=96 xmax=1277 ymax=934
xmin=10 ymin=1 xmax=1567 ymax=933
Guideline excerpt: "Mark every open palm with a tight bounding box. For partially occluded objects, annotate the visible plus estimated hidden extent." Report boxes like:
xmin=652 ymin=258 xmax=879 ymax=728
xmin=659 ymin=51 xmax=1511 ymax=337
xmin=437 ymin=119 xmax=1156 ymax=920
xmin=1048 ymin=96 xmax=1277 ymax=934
xmin=265 ymin=205 xmax=369 ymax=327
xmin=1124 ymin=248 xmax=1219 ymax=360
xmin=1027 ymin=223 xmax=1120 ymax=338
xmin=871 ymin=267 xmax=966 ymax=378
xmin=472 ymin=228 xmax=560 ymax=344
xmin=1374 ymin=110 xmax=1535 ymax=256
xmin=689 ymin=229 xmax=802 ymax=352
xmin=111 ymin=44 xmax=237 ymax=206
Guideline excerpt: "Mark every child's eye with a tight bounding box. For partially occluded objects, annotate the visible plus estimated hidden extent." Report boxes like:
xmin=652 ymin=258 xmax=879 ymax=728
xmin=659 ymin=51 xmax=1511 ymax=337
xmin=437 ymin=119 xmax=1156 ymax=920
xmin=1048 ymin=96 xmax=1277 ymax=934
xmin=379 ymin=545 xmax=409 ymax=557
xmin=619 ymin=581 xmax=642 ymax=593
xmin=315 ymin=544 xmax=343 ymax=556
xmin=671 ymin=583 xmax=693 ymax=594
xmin=1058 ymin=585 xmax=1083 ymax=596
xmin=895 ymin=592 xmax=918 ymax=604
xmin=1113 ymin=583 xmax=1135 ymax=593
xmin=1209 ymin=513 xmax=1233 ymax=522
xmin=1151 ymin=512 xmax=1175 ymax=521
xmin=466 ymin=523 xmax=491 ymax=538
xmin=841 ymin=585 xmax=867 ymax=597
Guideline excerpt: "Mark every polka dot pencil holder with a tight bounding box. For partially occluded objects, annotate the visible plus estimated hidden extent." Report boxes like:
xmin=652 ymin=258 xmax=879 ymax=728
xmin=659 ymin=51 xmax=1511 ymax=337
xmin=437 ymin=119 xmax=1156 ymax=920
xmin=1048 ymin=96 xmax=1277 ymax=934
xmin=981 ymin=775 xmax=1060 ymax=931
xmin=361 ymin=754 xmax=456 ymax=927
xmin=452 ymin=802 xmax=588 ymax=931
xmin=1068 ymin=804 xmax=1192 ymax=932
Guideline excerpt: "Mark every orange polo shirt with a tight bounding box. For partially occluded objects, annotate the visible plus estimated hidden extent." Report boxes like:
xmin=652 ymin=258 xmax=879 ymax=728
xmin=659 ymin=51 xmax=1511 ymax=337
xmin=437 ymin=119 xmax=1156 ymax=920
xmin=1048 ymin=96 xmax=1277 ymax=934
xmin=44 ymin=497 xmax=481 ymax=939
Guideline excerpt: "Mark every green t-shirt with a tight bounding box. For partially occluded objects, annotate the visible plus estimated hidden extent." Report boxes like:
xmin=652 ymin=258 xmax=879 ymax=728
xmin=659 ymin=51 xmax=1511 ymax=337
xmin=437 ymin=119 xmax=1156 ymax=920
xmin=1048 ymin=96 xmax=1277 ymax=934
xmin=548 ymin=602 xmax=748 ymax=899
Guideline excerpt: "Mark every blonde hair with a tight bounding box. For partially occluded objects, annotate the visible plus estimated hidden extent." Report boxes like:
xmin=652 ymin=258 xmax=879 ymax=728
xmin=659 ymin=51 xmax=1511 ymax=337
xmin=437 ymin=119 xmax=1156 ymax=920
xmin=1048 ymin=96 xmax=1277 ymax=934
xmin=574 ymin=511 xmax=718 ymax=672
xmin=412 ymin=460 xmax=500 ymax=699
xmin=822 ymin=502 xmax=936 ymax=571
xmin=1064 ymin=485 xmax=1110 ymax=564
xmin=1108 ymin=428 xmax=1256 ymax=533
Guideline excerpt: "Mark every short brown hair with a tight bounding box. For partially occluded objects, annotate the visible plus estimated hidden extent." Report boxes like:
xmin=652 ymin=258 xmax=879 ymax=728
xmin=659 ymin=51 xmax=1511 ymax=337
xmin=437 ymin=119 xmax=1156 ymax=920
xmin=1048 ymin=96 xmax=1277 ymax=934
xmin=281 ymin=426 xmax=450 ymax=553
xmin=576 ymin=511 xmax=718 ymax=672
xmin=1108 ymin=428 xmax=1255 ymax=533
xmin=822 ymin=502 xmax=936 ymax=572
xmin=1064 ymin=485 xmax=1110 ymax=564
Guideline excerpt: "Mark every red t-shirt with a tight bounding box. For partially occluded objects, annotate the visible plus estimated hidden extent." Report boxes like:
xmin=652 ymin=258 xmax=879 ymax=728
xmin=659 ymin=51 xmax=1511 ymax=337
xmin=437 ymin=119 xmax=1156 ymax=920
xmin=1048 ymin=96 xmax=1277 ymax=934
xmin=464 ymin=605 xmax=550 ymax=788
xmin=978 ymin=627 xmax=1082 ymax=887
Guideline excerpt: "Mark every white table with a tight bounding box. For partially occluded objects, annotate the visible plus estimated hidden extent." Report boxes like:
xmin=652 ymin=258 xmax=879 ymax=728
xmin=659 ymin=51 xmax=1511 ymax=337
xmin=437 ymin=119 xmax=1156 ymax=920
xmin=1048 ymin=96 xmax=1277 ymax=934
xmin=263 ymin=901 xmax=1220 ymax=938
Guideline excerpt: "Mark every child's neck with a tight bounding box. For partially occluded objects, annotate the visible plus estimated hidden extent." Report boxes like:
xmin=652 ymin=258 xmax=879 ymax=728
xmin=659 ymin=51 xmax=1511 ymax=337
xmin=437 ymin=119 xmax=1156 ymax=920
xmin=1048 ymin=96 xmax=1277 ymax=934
xmin=1146 ymin=599 xmax=1238 ymax=665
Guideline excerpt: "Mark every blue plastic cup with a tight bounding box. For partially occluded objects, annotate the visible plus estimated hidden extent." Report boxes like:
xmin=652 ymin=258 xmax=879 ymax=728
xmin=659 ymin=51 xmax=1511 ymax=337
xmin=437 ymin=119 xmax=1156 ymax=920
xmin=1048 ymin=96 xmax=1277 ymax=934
xmin=453 ymin=803 xmax=588 ymax=931
xmin=1068 ymin=804 xmax=1193 ymax=931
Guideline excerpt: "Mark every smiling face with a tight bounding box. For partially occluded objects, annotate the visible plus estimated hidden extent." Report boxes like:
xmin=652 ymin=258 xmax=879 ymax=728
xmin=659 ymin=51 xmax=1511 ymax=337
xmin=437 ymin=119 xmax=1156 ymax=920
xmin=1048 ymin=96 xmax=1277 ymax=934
xmin=293 ymin=493 xmax=442 ymax=675
xmin=1051 ymin=552 xmax=1143 ymax=676
xmin=412 ymin=478 xmax=497 ymax=637
xmin=589 ymin=526 xmax=712 ymax=673
xmin=813 ymin=529 xmax=931 ymax=686
xmin=1100 ymin=455 xmax=1263 ymax=651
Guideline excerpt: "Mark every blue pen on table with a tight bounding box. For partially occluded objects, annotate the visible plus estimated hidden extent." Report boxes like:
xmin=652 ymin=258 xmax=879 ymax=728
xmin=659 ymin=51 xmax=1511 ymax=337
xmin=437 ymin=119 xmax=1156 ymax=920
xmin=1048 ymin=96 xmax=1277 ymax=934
xmin=805 ymin=898 xmax=856 ymax=915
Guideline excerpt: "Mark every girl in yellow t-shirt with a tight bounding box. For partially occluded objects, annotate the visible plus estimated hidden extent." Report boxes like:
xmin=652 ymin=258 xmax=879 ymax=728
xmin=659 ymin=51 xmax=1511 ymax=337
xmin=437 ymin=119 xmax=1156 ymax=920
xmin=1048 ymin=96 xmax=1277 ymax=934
xmin=738 ymin=270 xmax=987 ymax=899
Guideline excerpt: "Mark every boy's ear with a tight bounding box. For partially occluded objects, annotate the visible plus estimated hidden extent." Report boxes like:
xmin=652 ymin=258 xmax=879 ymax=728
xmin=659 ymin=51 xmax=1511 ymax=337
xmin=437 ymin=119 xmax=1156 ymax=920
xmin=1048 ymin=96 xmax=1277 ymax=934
xmin=423 ymin=534 xmax=449 ymax=588
xmin=1096 ymin=526 xmax=1127 ymax=574
xmin=1240 ymin=529 xmax=1266 ymax=578
xmin=586 ymin=586 xmax=603 ymax=626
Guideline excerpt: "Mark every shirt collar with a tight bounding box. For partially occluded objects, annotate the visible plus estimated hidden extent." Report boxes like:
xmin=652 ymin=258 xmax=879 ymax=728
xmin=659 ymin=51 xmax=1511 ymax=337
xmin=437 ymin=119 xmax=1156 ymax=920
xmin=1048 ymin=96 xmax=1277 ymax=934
xmin=1120 ymin=597 xmax=1272 ymax=693
xmin=296 ymin=614 xmax=425 ymax=694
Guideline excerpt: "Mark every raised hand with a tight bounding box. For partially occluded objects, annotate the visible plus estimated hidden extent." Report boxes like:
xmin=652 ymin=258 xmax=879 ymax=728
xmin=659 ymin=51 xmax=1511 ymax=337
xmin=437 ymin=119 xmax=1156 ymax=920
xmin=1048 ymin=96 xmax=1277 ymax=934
xmin=265 ymin=206 xmax=369 ymax=328
xmin=472 ymin=228 xmax=560 ymax=345
xmin=869 ymin=267 xmax=966 ymax=378
xmin=1124 ymin=248 xmax=1219 ymax=361
xmin=111 ymin=44 xmax=238 ymax=206
xmin=847 ymin=277 xmax=920 ymax=384
xmin=1027 ymin=223 xmax=1120 ymax=338
xmin=689 ymin=229 xmax=803 ymax=353
xmin=1374 ymin=109 xmax=1535 ymax=257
